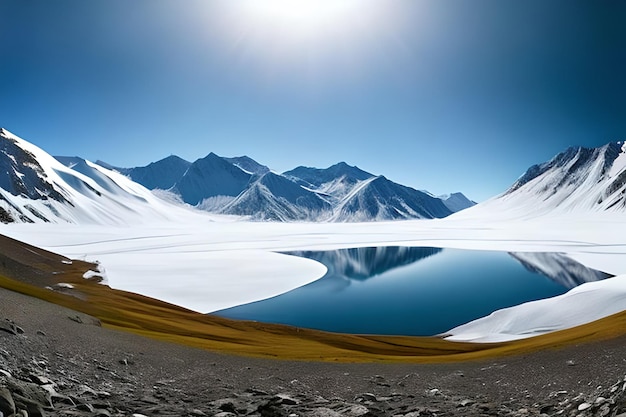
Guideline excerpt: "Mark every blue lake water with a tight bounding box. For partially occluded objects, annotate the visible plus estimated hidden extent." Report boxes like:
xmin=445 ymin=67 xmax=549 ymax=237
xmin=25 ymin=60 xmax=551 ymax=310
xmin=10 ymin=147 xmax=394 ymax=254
xmin=214 ymin=247 xmax=611 ymax=336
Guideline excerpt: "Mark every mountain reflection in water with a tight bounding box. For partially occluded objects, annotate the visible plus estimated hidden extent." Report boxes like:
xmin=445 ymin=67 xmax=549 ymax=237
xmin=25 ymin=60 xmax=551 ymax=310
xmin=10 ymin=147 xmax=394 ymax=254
xmin=214 ymin=246 xmax=612 ymax=336
xmin=287 ymin=246 xmax=442 ymax=281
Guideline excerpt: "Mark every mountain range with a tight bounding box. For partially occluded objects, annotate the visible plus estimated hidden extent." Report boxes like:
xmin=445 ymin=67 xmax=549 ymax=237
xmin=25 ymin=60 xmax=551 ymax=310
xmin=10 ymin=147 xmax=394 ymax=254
xmin=4 ymin=126 xmax=625 ymax=226
xmin=109 ymin=152 xmax=468 ymax=222
xmin=0 ymin=128 xmax=474 ymax=224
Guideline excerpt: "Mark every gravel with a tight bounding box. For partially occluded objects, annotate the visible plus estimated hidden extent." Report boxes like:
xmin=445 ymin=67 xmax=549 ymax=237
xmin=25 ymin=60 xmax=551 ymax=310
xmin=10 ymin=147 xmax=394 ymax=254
xmin=1 ymin=287 xmax=626 ymax=417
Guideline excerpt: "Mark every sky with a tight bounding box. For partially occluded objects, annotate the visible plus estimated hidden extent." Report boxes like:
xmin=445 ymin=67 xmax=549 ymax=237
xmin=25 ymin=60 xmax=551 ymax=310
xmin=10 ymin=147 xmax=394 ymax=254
xmin=1 ymin=0 xmax=625 ymax=202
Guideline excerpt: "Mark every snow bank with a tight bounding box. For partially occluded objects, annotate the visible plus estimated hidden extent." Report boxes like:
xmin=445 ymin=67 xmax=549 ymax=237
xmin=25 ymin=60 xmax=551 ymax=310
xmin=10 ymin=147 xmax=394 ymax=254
xmin=445 ymin=274 xmax=626 ymax=342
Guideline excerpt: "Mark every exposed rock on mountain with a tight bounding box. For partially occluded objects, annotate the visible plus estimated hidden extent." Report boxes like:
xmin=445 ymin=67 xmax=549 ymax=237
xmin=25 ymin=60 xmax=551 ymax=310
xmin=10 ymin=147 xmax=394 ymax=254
xmin=333 ymin=176 xmax=453 ymax=221
xmin=113 ymin=155 xmax=191 ymax=191
xmin=173 ymin=153 xmax=253 ymax=205
xmin=224 ymin=156 xmax=270 ymax=175
xmin=0 ymin=129 xmax=195 ymax=225
xmin=503 ymin=142 xmax=625 ymax=213
xmin=221 ymin=172 xmax=332 ymax=221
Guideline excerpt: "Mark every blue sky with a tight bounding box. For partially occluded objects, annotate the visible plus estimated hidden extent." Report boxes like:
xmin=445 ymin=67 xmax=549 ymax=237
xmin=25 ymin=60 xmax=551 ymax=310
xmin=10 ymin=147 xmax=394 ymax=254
xmin=1 ymin=0 xmax=625 ymax=201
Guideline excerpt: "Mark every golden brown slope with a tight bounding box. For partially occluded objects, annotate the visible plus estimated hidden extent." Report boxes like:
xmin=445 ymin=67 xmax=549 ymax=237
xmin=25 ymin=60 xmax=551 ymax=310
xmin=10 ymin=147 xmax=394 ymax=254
xmin=0 ymin=232 xmax=624 ymax=362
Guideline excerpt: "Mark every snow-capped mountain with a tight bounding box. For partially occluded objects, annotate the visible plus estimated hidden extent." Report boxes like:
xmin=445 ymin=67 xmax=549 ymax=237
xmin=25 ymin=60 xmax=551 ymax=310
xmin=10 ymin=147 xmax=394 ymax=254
xmin=223 ymin=156 xmax=270 ymax=175
xmin=284 ymin=163 xmax=459 ymax=221
xmin=220 ymin=172 xmax=332 ymax=221
xmin=172 ymin=153 xmax=253 ymax=205
xmin=438 ymin=192 xmax=476 ymax=212
xmin=0 ymin=127 xmax=473 ymax=223
xmin=118 ymin=154 xmax=466 ymax=221
xmin=505 ymin=142 xmax=626 ymax=211
xmin=332 ymin=175 xmax=453 ymax=221
xmin=456 ymin=141 xmax=626 ymax=218
xmin=283 ymin=162 xmax=374 ymax=201
xmin=104 ymin=153 xmax=256 ymax=206
xmin=114 ymin=155 xmax=191 ymax=191
xmin=0 ymin=128 xmax=198 ymax=225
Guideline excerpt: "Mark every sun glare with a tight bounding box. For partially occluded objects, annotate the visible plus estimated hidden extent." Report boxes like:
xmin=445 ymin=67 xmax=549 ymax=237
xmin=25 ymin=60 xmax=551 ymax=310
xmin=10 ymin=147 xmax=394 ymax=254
xmin=246 ymin=0 xmax=358 ymax=25
xmin=240 ymin=0 xmax=362 ymax=29
xmin=208 ymin=0 xmax=399 ymax=85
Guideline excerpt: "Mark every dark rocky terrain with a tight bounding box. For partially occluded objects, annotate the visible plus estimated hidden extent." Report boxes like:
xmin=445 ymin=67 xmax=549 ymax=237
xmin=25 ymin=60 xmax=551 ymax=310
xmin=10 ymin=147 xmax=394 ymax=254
xmin=1 ymin=286 xmax=626 ymax=417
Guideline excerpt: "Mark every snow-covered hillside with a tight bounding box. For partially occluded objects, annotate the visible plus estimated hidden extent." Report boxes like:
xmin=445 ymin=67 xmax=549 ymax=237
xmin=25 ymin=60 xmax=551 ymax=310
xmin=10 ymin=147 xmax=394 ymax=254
xmin=0 ymin=128 xmax=201 ymax=225
xmin=456 ymin=141 xmax=626 ymax=219
xmin=221 ymin=172 xmax=332 ymax=221
xmin=332 ymin=176 xmax=452 ymax=221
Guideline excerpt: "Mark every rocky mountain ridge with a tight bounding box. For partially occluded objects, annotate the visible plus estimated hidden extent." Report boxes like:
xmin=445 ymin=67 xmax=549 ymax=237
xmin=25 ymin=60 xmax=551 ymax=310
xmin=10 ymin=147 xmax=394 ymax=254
xmin=458 ymin=141 xmax=626 ymax=219
xmin=110 ymin=152 xmax=472 ymax=222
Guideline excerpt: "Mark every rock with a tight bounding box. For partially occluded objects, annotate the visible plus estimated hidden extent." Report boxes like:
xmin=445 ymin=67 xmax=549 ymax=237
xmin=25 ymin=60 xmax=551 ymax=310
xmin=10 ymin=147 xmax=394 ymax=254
xmin=190 ymin=409 xmax=207 ymax=416
xmin=577 ymin=402 xmax=592 ymax=411
xmin=0 ymin=387 xmax=15 ymax=416
xmin=12 ymin=393 xmax=47 ymax=417
xmin=258 ymin=397 xmax=288 ymax=417
xmin=217 ymin=401 xmax=237 ymax=413
xmin=29 ymin=375 xmax=53 ymax=386
xmin=307 ymin=408 xmax=342 ymax=417
xmin=214 ymin=413 xmax=237 ymax=417
xmin=344 ymin=404 xmax=370 ymax=417
xmin=458 ymin=399 xmax=475 ymax=407
xmin=246 ymin=388 xmax=270 ymax=396
xmin=599 ymin=404 xmax=611 ymax=417
xmin=0 ymin=320 xmax=21 ymax=336
xmin=275 ymin=394 xmax=299 ymax=405
xmin=566 ymin=360 xmax=576 ymax=366
xmin=76 ymin=403 xmax=95 ymax=412
xmin=6 ymin=380 xmax=53 ymax=409
xmin=355 ymin=393 xmax=377 ymax=402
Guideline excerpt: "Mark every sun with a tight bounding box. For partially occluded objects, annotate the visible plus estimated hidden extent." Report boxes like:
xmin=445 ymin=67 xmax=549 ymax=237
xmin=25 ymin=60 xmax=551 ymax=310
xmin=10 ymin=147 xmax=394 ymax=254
xmin=232 ymin=0 xmax=377 ymax=39
xmin=208 ymin=0 xmax=398 ymax=85
xmin=239 ymin=0 xmax=361 ymax=29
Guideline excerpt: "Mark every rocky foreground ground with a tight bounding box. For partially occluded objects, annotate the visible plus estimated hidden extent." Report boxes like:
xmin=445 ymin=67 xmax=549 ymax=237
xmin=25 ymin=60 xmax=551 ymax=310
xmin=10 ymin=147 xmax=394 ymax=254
xmin=1 ymin=286 xmax=626 ymax=417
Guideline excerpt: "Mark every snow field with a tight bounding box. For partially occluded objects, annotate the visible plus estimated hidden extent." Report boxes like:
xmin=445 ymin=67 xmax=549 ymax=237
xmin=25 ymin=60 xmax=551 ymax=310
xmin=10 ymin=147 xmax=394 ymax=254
xmin=3 ymin=211 xmax=626 ymax=343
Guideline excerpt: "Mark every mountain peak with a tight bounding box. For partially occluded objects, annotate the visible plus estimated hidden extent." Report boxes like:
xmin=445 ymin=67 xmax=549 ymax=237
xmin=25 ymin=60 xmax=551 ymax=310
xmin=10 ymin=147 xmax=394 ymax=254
xmin=438 ymin=192 xmax=476 ymax=212
xmin=223 ymin=156 xmax=270 ymax=175
xmin=460 ymin=140 xmax=626 ymax=217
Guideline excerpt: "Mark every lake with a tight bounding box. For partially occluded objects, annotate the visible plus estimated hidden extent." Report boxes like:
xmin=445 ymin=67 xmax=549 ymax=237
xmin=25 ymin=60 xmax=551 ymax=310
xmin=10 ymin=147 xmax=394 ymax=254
xmin=214 ymin=246 xmax=612 ymax=336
